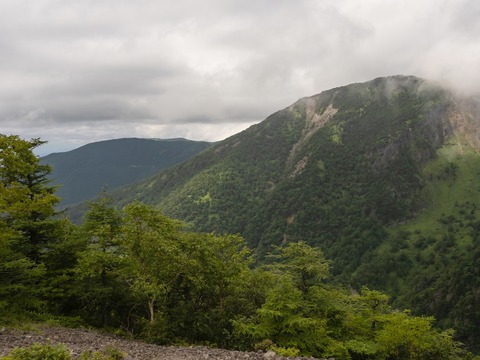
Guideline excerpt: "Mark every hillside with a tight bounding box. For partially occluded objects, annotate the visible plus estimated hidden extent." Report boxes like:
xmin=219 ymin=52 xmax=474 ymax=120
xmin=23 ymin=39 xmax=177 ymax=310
xmin=41 ymin=138 xmax=212 ymax=206
xmin=117 ymin=76 xmax=460 ymax=252
xmin=113 ymin=76 xmax=480 ymax=348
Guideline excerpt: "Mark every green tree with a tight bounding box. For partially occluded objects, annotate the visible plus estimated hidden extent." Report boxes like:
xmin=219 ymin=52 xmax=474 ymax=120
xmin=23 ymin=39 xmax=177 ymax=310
xmin=234 ymin=242 xmax=468 ymax=359
xmin=73 ymin=192 xmax=129 ymax=327
xmin=163 ymin=232 xmax=258 ymax=346
xmin=347 ymin=288 xmax=391 ymax=337
xmin=0 ymin=226 xmax=46 ymax=313
xmin=375 ymin=312 xmax=461 ymax=360
xmin=235 ymin=274 xmax=331 ymax=356
xmin=0 ymin=135 xmax=59 ymax=264
xmin=266 ymin=241 xmax=331 ymax=294
xmin=234 ymin=242 xmax=343 ymax=357
xmin=120 ymin=202 xmax=261 ymax=345
xmin=120 ymin=201 xmax=184 ymax=328
xmin=0 ymin=135 xmax=59 ymax=314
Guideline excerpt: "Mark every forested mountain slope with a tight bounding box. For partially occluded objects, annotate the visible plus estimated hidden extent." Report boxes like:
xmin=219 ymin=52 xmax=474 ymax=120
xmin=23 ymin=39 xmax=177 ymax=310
xmin=114 ymin=76 xmax=480 ymax=348
xmin=118 ymin=76 xmax=469 ymax=250
xmin=41 ymin=138 xmax=211 ymax=206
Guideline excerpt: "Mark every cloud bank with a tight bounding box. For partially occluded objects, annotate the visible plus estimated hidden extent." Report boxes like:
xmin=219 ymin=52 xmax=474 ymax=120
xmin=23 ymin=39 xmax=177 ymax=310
xmin=1 ymin=0 xmax=479 ymax=154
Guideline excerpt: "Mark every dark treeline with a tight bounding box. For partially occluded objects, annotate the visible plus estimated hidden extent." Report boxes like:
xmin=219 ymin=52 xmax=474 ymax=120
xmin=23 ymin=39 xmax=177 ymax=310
xmin=0 ymin=134 xmax=476 ymax=359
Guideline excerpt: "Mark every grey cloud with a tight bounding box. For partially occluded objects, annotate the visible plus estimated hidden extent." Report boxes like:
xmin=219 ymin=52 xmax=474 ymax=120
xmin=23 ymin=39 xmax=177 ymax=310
xmin=1 ymin=0 xmax=479 ymax=154
xmin=45 ymin=98 xmax=155 ymax=123
xmin=448 ymin=0 xmax=480 ymax=37
xmin=45 ymin=65 xmax=180 ymax=97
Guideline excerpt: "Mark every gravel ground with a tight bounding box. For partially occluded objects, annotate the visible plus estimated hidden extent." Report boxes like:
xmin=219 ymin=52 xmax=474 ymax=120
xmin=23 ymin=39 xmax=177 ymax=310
xmin=0 ymin=326 xmax=321 ymax=360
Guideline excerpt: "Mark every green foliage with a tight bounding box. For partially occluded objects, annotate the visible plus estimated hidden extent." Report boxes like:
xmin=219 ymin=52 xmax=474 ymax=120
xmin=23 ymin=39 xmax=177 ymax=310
xmin=234 ymin=242 xmax=466 ymax=359
xmin=73 ymin=193 xmax=131 ymax=327
xmin=266 ymin=241 xmax=330 ymax=293
xmin=270 ymin=346 xmax=300 ymax=357
xmin=0 ymin=135 xmax=62 ymax=315
xmin=74 ymin=199 xmax=260 ymax=346
xmin=96 ymin=76 xmax=480 ymax=351
xmin=76 ymin=346 xmax=125 ymax=360
xmin=1 ymin=342 xmax=125 ymax=360
xmin=0 ymin=135 xmax=60 ymax=263
xmin=357 ymin=141 xmax=480 ymax=350
xmin=0 ymin=130 xmax=477 ymax=357
xmin=235 ymin=275 xmax=330 ymax=356
xmin=235 ymin=243 xmax=340 ymax=357
xmin=1 ymin=342 xmax=70 ymax=360
xmin=120 ymin=201 xmax=185 ymax=325
xmin=162 ymin=232 xmax=256 ymax=344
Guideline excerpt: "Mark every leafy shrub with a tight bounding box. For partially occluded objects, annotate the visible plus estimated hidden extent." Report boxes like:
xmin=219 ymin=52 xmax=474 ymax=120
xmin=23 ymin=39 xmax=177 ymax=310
xmin=253 ymin=339 xmax=299 ymax=358
xmin=254 ymin=339 xmax=274 ymax=351
xmin=77 ymin=346 xmax=125 ymax=360
xmin=2 ymin=342 xmax=125 ymax=360
xmin=2 ymin=342 xmax=70 ymax=360
xmin=270 ymin=346 xmax=300 ymax=357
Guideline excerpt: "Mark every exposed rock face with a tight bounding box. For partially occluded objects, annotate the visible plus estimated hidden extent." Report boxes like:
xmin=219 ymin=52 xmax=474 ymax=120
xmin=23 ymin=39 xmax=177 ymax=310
xmin=287 ymin=98 xmax=338 ymax=170
xmin=0 ymin=326 xmax=318 ymax=360
xmin=449 ymin=97 xmax=480 ymax=152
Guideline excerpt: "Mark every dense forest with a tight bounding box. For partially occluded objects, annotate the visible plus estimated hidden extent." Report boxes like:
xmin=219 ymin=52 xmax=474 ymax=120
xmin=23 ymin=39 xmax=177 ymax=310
xmin=1 ymin=134 xmax=479 ymax=359
xmin=108 ymin=76 xmax=480 ymax=350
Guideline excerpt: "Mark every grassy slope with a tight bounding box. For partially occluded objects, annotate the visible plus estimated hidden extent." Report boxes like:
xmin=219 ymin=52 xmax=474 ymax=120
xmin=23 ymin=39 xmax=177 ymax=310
xmin=371 ymin=136 xmax=480 ymax=347
xmin=407 ymin=143 xmax=480 ymax=230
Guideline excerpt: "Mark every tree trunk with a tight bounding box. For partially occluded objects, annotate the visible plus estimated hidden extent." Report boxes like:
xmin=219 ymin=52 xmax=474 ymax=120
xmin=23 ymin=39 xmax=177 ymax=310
xmin=148 ymin=299 xmax=155 ymax=323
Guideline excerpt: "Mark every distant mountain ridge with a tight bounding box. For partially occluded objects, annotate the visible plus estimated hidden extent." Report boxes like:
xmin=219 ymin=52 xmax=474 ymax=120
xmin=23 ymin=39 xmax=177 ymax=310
xmin=42 ymin=138 xmax=212 ymax=206
xmin=110 ymin=75 xmax=480 ymax=348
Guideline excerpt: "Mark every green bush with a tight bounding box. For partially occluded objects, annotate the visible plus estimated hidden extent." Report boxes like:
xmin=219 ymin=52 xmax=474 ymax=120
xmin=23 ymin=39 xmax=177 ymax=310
xmin=253 ymin=339 xmax=300 ymax=358
xmin=77 ymin=346 xmax=125 ymax=360
xmin=2 ymin=342 xmax=70 ymax=360
xmin=1 ymin=343 xmax=125 ymax=360
xmin=270 ymin=346 xmax=300 ymax=357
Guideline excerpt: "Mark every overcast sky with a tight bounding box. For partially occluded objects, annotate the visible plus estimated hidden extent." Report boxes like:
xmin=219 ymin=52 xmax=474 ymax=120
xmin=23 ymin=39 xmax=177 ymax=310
xmin=1 ymin=0 xmax=479 ymax=155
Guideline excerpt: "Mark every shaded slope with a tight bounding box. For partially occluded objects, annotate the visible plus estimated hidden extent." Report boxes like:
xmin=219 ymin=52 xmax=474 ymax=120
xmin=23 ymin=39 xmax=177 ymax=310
xmin=42 ymin=138 xmax=212 ymax=206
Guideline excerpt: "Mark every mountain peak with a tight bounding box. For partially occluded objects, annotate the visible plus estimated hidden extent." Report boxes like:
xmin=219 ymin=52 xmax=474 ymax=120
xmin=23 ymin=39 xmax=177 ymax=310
xmin=98 ymin=76 xmax=480 ymax=348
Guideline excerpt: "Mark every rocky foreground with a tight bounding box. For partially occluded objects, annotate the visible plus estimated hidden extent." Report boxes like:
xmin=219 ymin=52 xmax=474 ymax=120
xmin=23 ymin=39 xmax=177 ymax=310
xmin=0 ymin=326 xmax=320 ymax=360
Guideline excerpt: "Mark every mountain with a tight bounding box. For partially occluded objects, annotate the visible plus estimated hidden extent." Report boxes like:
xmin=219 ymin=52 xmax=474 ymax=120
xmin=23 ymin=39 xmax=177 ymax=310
xmin=41 ymin=138 xmax=212 ymax=206
xmin=112 ymin=75 xmax=480 ymax=348
xmin=116 ymin=76 xmax=466 ymax=248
